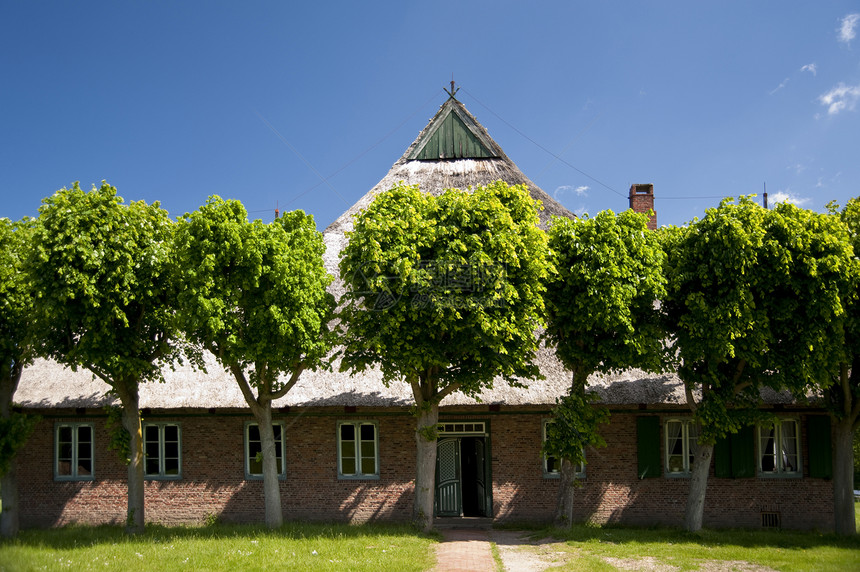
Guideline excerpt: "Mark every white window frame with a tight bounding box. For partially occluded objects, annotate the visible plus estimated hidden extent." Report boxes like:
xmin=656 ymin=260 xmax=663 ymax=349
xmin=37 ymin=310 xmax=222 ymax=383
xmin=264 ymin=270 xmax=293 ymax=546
xmin=337 ymin=421 xmax=379 ymax=480
xmin=664 ymin=418 xmax=698 ymax=477
xmin=244 ymin=422 xmax=286 ymax=480
xmin=757 ymin=418 xmax=801 ymax=477
xmin=143 ymin=422 xmax=182 ymax=480
xmin=542 ymin=420 xmax=585 ymax=479
xmin=54 ymin=422 xmax=95 ymax=481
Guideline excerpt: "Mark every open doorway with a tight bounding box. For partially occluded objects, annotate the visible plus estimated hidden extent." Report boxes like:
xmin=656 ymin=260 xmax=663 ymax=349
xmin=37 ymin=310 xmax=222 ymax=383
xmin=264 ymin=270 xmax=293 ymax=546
xmin=435 ymin=432 xmax=491 ymax=517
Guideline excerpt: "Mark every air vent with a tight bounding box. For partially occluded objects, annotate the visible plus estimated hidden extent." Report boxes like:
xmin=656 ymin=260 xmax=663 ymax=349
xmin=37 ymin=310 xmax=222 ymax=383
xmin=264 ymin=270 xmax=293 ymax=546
xmin=761 ymin=511 xmax=781 ymax=528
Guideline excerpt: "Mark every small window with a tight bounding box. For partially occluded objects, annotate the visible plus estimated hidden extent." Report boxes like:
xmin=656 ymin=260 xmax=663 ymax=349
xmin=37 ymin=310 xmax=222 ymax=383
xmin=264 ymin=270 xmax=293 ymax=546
xmin=758 ymin=419 xmax=801 ymax=476
xmin=55 ymin=423 xmax=94 ymax=481
xmin=338 ymin=421 xmax=379 ymax=479
xmin=245 ymin=422 xmax=286 ymax=479
xmin=144 ymin=423 xmax=181 ymax=479
xmin=542 ymin=420 xmax=585 ymax=479
xmin=665 ymin=419 xmax=698 ymax=476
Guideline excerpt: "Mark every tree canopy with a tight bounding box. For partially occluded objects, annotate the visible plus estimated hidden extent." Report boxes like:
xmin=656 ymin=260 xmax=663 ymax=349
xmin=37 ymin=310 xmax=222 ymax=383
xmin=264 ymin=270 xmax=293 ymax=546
xmin=338 ymin=181 xmax=551 ymax=530
xmin=542 ymin=209 xmax=665 ymax=526
xmin=174 ymin=196 xmax=336 ymax=528
xmin=27 ymin=182 xmax=180 ymax=533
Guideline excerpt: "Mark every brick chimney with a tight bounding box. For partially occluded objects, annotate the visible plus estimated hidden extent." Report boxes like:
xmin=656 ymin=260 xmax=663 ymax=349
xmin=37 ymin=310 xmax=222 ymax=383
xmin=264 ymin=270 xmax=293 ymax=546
xmin=629 ymin=184 xmax=657 ymax=230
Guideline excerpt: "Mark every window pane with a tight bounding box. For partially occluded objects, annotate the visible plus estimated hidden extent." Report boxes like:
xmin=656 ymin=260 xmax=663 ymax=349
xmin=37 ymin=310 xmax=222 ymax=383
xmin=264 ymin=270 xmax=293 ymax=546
xmin=144 ymin=425 xmax=159 ymax=442
xmin=760 ymin=424 xmax=776 ymax=472
xmin=145 ymin=458 xmax=160 ymax=475
xmin=164 ymin=459 xmax=180 ymax=475
xmin=781 ymin=421 xmax=799 ymax=473
xmin=360 ymin=441 xmax=375 ymax=459
xmin=77 ymin=458 xmax=92 ymax=476
xmin=164 ymin=425 xmax=178 ymax=442
xmin=546 ymin=455 xmax=558 ymax=473
xmin=248 ymin=424 xmax=260 ymax=441
xmin=360 ymin=424 xmax=375 ymax=441
xmin=145 ymin=441 xmax=160 ymax=458
xmin=249 ymin=456 xmax=262 ymax=475
xmin=341 ymin=458 xmax=356 ymax=475
xmin=361 ymin=457 xmax=376 ymax=475
xmin=341 ymin=441 xmax=355 ymax=459
xmin=165 ymin=441 xmax=179 ymax=459
xmin=340 ymin=424 xmax=355 ymax=441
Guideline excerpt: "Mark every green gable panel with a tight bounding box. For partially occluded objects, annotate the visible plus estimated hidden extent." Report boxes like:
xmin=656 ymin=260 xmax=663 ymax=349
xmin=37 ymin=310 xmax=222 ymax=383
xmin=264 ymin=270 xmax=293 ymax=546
xmin=636 ymin=416 xmax=661 ymax=478
xmin=714 ymin=436 xmax=732 ymax=478
xmin=414 ymin=111 xmax=495 ymax=160
xmin=808 ymin=415 xmax=832 ymax=479
xmin=730 ymin=426 xmax=755 ymax=478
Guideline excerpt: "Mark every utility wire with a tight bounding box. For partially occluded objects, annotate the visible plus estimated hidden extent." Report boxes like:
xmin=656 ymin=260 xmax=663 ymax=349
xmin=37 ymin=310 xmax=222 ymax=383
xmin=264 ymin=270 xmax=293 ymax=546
xmin=462 ymin=88 xmax=628 ymax=200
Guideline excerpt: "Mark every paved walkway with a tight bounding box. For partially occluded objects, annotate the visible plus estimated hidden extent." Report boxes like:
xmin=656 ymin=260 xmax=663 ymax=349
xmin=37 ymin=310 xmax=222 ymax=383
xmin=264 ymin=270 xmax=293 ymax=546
xmin=434 ymin=528 xmax=496 ymax=572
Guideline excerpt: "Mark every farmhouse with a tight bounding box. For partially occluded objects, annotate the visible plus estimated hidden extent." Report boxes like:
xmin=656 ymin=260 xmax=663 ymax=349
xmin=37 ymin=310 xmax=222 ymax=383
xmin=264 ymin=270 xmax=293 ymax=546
xmin=12 ymin=92 xmax=834 ymax=530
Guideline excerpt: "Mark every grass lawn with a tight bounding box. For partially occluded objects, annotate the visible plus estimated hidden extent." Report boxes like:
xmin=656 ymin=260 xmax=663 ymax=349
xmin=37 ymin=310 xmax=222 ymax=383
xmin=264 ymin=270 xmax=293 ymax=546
xmin=0 ymin=522 xmax=437 ymax=572
xmin=529 ymin=519 xmax=860 ymax=572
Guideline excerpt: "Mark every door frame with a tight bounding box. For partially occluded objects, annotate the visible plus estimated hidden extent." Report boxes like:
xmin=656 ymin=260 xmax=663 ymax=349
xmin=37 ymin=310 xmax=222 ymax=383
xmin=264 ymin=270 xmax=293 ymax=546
xmin=434 ymin=419 xmax=492 ymax=518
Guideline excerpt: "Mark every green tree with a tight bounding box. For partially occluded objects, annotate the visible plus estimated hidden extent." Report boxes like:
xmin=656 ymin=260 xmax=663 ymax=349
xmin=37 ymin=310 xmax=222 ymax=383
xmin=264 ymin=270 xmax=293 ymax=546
xmin=28 ymin=183 xmax=180 ymax=534
xmin=822 ymin=198 xmax=860 ymax=536
xmin=0 ymin=218 xmax=39 ymax=538
xmin=662 ymin=197 xmax=854 ymax=532
xmin=543 ymin=210 xmax=666 ymax=527
xmin=338 ymin=182 xmax=551 ymax=532
xmin=174 ymin=197 xmax=335 ymax=529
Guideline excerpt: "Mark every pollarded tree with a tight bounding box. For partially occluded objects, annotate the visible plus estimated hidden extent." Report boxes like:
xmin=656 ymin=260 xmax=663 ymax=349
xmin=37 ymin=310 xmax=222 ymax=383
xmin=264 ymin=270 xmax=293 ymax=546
xmin=543 ymin=210 xmax=666 ymax=527
xmin=662 ymin=197 xmax=854 ymax=532
xmin=0 ymin=218 xmax=39 ymax=538
xmin=338 ymin=182 xmax=551 ymax=532
xmin=174 ymin=197 xmax=336 ymax=529
xmin=821 ymin=198 xmax=860 ymax=536
xmin=28 ymin=183 xmax=181 ymax=534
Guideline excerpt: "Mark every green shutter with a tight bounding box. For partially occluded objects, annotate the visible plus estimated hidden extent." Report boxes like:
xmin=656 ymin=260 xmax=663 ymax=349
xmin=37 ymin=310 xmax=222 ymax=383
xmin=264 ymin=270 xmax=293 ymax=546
xmin=636 ymin=417 xmax=661 ymax=478
xmin=714 ymin=436 xmax=732 ymax=478
xmin=808 ymin=415 xmax=832 ymax=479
xmin=730 ymin=425 xmax=756 ymax=478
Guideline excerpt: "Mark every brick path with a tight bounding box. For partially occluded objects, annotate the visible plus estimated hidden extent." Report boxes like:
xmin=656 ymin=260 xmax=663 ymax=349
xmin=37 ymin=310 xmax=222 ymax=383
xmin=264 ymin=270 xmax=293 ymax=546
xmin=433 ymin=528 xmax=495 ymax=572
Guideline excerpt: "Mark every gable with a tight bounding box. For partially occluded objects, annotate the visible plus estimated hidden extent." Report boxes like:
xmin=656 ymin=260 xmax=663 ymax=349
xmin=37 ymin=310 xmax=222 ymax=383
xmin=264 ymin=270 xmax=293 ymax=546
xmin=408 ymin=101 xmax=500 ymax=160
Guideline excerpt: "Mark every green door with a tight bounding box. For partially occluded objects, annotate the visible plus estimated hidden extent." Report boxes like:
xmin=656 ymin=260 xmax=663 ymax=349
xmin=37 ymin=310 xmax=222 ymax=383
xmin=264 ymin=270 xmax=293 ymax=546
xmin=435 ymin=438 xmax=461 ymax=517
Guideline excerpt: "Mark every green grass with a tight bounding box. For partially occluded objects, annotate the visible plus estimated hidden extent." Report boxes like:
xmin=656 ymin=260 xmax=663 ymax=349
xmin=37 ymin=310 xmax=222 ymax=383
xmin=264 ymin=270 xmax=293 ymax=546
xmin=535 ymin=522 xmax=860 ymax=572
xmin=0 ymin=522 xmax=437 ymax=572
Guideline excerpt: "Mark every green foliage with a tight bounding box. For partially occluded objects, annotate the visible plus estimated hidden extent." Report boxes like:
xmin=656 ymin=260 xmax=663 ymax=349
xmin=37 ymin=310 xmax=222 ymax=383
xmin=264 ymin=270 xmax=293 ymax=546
xmin=104 ymin=406 xmax=131 ymax=466
xmin=543 ymin=391 xmax=609 ymax=468
xmin=662 ymin=197 xmax=858 ymax=442
xmin=27 ymin=182 xmax=182 ymax=385
xmin=173 ymin=196 xmax=336 ymax=393
xmin=0 ymin=218 xmax=36 ymax=383
xmin=544 ymin=210 xmax=666 ymax=379
xmin=338 ymin=182 xmax=551 ymax=401
xmin=0 ymin=412 xmax=39 ymax=476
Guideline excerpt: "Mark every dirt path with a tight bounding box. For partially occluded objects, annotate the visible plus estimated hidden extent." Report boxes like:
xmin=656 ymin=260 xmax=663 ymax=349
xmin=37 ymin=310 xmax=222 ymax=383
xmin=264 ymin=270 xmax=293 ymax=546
xmin=488 ymin=530 xmax=778 ymax=572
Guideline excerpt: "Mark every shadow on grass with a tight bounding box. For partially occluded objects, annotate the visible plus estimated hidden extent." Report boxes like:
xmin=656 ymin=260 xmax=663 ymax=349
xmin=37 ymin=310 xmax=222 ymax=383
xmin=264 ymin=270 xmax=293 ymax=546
xmin=530 ymin=522 xmax=860 ymax=551
xmin=0 ymin=521 xmax=436 ymax=550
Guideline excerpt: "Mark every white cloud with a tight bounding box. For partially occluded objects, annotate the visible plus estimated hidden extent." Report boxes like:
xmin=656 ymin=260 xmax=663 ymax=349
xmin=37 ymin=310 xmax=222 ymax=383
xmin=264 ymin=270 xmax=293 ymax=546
xmin=800 ymin=63 xmax=817 ymax=76
xmin=818 ymin=83 xmax=860 ymax=115
xmin=553 ymin=185 xmax=589 ymax=200
xmin=770 ymin=191 xmax=811 ymax=207
xmin=838 ymin=13 xmax=859 ymax=44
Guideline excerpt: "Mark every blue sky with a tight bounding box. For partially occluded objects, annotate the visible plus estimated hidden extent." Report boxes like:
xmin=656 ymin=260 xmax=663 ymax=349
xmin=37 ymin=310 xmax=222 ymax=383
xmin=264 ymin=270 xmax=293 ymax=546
xmin=2 ymin=2 xmax=859 ymax=229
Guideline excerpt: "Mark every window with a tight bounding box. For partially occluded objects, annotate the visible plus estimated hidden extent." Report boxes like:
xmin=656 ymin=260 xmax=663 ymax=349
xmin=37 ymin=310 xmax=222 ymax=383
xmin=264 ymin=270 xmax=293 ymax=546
xmin=55 ymin=423 xmax=94 ymax=480
xmin=144 ymin=423 xmax=181 ymax=479
xmin=542 ymin=420 xmax=585 ymax=478
xmin=338 ymin=421 xmax=379 ymax=479
xmin=758 ymin=419 xmax=800 ymax=476
xmin=665 ymin=419 xmax=698 ymax=476
xmin=245 ymin=422 xmax=286 ymax=479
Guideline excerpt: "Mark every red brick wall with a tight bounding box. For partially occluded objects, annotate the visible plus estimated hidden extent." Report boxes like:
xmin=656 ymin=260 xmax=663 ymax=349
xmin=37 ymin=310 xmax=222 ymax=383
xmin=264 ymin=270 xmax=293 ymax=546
xmin=15 ymin=407 xmax=834 ymax=530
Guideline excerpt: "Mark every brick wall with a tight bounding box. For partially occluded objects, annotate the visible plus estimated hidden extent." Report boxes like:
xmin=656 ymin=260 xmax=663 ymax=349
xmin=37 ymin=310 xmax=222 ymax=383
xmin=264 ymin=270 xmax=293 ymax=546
xmin=15 ymin=407 xmax=834 ymax=530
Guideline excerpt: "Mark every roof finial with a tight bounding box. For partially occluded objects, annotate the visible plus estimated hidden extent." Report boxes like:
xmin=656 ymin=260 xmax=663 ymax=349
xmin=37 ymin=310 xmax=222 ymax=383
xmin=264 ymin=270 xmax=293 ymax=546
xmin=444 ymin=76 xmax=460 ymax=100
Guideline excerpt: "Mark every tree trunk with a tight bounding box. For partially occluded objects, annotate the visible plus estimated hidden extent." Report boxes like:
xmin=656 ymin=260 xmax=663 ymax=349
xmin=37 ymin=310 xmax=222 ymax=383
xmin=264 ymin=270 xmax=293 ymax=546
xmin=0 ymin=375 xmax=18 ymax=538
xmin=119 ymin=387 xmax=145 ymax=534
xmin=553 ymin=459 xmax=577 ymax=528
xmin=413 ymin=405 xmax=439 ymax=533
xmin=0 ymin=463 xmax=18 ymax=538
xmin=684 ymin=442 xmax=714 ymax=532
xmin=832 ymin=416 xmax=856 ymax=536
xmin=253 ymin=401 xmax=283 ymax=529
